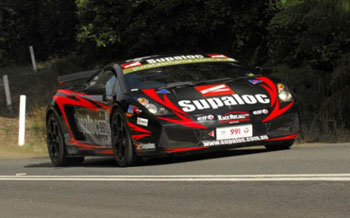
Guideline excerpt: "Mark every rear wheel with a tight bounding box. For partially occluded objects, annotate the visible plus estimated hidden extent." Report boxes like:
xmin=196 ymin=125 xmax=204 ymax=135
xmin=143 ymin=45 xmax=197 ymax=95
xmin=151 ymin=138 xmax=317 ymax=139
xmin=47 ymin=113 xmax=84 ymax=166
xmin=264 ymin=139 xmax=294 ymax=151
xmin=111 ymin=110 xmax=138 ymax=167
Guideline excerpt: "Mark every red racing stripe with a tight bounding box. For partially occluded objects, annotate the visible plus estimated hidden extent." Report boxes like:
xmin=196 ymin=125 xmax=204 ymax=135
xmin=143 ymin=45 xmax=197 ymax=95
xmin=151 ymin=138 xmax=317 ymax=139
xmin=256 ymin=77 xmax=294 ymax=123
xmin=127 ymin=122 xmax=151 ymax=133
xmin=53 ymin=89 xmax=112 ymax=150
xmin=157 ymin=111 xmax=207 ymax=129
xmin=96 ymin=149 xmax=114 ymax=155
xmin=142 ymin=89 xmax=188 ymax=116
xmin=164 ymin=146 xmax=208 ymax=153
xmin=265 ymin=133 xmax=299 ymax=142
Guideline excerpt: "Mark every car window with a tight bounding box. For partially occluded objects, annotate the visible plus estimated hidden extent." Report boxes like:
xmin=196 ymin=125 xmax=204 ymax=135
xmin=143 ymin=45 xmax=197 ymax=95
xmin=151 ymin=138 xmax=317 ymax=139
xmin=88 ymin=70 xmax=116 ymax=96
xmin=123 ymin=62 xmax=250 ymax=90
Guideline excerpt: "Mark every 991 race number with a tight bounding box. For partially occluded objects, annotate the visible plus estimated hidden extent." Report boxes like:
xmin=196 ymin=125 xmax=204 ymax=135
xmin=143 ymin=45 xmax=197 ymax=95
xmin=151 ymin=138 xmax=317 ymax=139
xmin=216 ymin=124 xmax=253 ymax=140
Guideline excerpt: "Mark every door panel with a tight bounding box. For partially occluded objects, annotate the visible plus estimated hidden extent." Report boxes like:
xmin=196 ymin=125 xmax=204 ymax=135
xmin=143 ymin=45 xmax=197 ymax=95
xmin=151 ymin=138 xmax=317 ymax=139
xmin=71 ymin=69 xmax=117 ymax=148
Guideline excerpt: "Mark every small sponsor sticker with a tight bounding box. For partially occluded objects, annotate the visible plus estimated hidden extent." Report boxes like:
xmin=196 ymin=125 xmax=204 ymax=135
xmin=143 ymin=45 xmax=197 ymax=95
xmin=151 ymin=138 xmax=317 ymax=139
xmin=127 ymin=105 xmax=142 ymax=115
xmin=252 ymin=109 xmax=269 ymax=115
xmin=197 ymin=114 xmax=215 ymax=121
xmin=121 ymin=61 xmax=142 ymax=69
xmin=208 ymin=131 xmax=215 ymax=137
xmin=136 ymin=142 xmax=156 ymax=151
xmin=217 ymin=111 xmax=250 ymax=123
xmin=127 ymin=105 xmax=133 ymax=114
xmin=140 ymin=143 xmax=155 ymax=150
xmin=195 ymin=84 xmax=235 ymax=97
xmin=137 ymin=117 xmax=148 ymax=127
xmin=208 ymin=54 xmax=228 ymax=59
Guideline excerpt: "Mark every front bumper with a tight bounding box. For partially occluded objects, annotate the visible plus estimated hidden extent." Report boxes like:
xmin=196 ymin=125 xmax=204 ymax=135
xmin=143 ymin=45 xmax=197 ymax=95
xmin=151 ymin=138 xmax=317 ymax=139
xmin=132 ymin=104 xmax=300 ymax=156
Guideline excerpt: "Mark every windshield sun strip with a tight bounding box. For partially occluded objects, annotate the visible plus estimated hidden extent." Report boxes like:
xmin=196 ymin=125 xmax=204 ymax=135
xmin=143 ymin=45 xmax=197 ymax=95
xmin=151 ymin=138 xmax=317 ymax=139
xmin=122 ymin=58 xmax=237 ymax=74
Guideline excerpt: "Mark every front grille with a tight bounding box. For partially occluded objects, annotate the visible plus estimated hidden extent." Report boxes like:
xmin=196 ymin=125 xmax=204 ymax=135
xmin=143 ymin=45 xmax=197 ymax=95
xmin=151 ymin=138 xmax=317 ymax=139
xmin=159 ymin=126 xmax=202 ymax=147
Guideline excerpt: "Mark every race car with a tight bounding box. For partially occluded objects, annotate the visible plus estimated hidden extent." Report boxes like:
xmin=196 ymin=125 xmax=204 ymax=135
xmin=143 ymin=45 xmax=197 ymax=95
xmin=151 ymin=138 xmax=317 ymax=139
xmin=46 ymin=54 xmax=300 ymax=167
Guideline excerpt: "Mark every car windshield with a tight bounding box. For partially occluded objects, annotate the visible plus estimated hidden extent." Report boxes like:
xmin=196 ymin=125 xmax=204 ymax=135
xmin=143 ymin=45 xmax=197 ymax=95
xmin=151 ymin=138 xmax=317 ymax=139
xmin=124 ymin=62 xmax=251 ymax=90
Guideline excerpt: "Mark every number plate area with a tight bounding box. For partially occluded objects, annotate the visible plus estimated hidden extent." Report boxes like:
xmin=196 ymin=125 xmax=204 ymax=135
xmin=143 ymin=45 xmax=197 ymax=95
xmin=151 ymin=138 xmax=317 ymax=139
xmin=216 ymin=124 xmax=253 ymax=140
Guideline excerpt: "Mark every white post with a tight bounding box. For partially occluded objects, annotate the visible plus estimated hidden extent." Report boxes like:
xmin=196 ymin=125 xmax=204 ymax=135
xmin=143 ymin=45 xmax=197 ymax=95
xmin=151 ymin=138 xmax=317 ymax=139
xmin=29 ymin=46 xmax=37 ymax=72
xmin=18 ymin=95 xmax=26 ymax=146
xmin=3 ymin=75 xmax=13 ymax=114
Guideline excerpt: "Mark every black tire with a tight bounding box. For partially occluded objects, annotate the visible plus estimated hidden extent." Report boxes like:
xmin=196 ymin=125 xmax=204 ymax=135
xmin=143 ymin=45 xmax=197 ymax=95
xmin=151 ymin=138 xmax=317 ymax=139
xmin=111 ymin=110 xmax=139 ymax=167
xmin=47 ymin=113 xmax=85 ymax=166
xmin=264 ymin=139 xmax=294 ymax=151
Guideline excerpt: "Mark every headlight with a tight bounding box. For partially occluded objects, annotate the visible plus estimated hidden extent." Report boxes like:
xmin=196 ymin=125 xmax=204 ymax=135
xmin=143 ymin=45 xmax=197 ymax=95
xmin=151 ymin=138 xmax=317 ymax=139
xmin=146 ymin=103 xmax=158 ymax=114
xmin=277 ymin=83 xmax=293 ymax=102
xmin=137 ymin=97 xmax=168 ymax=115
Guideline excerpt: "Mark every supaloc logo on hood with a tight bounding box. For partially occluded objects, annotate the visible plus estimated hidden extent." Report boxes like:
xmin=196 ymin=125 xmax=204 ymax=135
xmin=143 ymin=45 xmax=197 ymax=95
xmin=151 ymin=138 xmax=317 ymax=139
xmin=178 ymin=93 xmax=270 ymax=112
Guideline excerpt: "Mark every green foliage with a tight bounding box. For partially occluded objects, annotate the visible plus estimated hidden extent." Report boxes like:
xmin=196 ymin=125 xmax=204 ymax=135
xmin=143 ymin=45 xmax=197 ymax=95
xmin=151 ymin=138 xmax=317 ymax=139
xmin=0 ymin=0 xmax=77 ymax=65
xmin=265 ymin=0 xmax=350 ymax=140
xmin=75 ymin=0 xmax=274 ymax=64
xmin=267 ymin=0 xmax=350 ymax=70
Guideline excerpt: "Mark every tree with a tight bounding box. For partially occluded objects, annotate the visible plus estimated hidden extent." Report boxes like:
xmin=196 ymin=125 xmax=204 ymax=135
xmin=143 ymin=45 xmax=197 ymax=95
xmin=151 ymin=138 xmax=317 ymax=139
xmin=76 ymin=0 xmax=274 ymax=64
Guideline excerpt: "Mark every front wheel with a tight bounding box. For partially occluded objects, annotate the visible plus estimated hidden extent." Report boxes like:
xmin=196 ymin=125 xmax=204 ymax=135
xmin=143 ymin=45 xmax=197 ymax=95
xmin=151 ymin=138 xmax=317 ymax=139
xmin=264 ymin=139 xmax=294 ymax=151
xmin=111 ymin=110 xmax=138 ymax=167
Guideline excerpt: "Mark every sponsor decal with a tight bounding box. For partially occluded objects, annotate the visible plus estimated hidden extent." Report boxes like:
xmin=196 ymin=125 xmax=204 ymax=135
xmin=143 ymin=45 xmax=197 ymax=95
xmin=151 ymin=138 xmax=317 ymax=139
xmin=75 ymin=115 xmax=111 ymax=136
xmin=195 ymin=84 xmax=234 ymax=97
xmin=137 ymin=117 xmax=148 ymax=127
xmin=123 ymin=57 xmax=237 ymax=74
xmin=208 ymin=54 xmax=228 ymax=58
xmin=178 ymin=94 xmax=270 ymax=112
xmin=146 ymin=55 xmax=204 ymax=64
xmin=196 ymin=114 xmax=215 ymax=121
xmin=249 ymin=79 xmax=262 ymax=85
xmin=156 ymin=89 xmax=170 ymax=94
xmin=53 ymin=90 xmax=112 ymax=150
xmin=208 ymin=131 xmax=215 ymax=137
xmin=252 ymin=109 xmax=269 ymax=115
xmin=136 ymin=143 xmax=156 ymax=151
xmin=127 ymin=105 xmax=142 ymax=115
xmin=202 ymin=135 xmax=268 ymax=147
xmin=217 ymin=111 xmax=250 ymax=123
xmin=216 ymin=124 xmax=252 ymax=140
xmin=121 ymin=61 xmax=142 ymax=69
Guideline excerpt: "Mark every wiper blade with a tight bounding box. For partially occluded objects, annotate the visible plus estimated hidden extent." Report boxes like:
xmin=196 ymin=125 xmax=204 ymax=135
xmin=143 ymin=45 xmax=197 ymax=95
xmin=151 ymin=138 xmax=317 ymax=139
xmin=158 ymin=81 xmax=195 ymax=89
xmin=194 ymin=77 xmax=232 ymax=85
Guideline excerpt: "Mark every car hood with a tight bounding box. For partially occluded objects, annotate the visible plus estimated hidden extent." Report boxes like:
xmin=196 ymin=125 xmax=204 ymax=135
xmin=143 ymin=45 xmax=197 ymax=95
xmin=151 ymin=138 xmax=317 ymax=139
xmin=141 ymin=77 xmax=275 ymax=115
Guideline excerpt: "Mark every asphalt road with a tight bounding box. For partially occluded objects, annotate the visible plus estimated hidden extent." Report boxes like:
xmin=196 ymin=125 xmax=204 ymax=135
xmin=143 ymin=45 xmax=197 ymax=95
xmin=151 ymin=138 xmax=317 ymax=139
xmin=0 ymin=143 xmax=350 ymax=218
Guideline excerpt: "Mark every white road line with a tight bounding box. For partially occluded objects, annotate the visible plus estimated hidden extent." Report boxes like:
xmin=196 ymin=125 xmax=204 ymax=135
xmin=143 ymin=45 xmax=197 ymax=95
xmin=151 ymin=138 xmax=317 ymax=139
xmin=1 ymin=174 xmax=350 ymax=182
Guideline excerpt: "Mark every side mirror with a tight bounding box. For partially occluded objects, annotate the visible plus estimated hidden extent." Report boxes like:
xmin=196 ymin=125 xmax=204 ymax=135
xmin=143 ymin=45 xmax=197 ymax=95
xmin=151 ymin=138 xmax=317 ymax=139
xmin=85 ymin=84 xmax=105 ymax=95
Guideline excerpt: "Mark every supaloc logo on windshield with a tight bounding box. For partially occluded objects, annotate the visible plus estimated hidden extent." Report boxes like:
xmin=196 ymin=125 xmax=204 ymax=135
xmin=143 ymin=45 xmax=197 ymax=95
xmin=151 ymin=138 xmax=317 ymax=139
xmin=195 ymin=84 xmax=234 ymax=97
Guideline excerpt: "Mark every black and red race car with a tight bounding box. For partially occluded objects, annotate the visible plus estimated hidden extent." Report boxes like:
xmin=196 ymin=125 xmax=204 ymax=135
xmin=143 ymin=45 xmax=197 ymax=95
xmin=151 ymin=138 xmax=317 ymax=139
xmin=46 ymin=54 xmax=300 ymax=167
